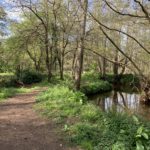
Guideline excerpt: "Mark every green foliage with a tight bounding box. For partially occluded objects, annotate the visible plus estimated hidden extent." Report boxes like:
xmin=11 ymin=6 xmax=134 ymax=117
xmin=0 ymin=88 xmax=17 ymax=100
xmin=101 ymin=74 xmax=116 ymax=83
xmin=36 ymin=86 xmax=87 ymax=120
xmin=81 ymin=81 xmax=112 ymax=95
xmin=120 ymin=74 xmax=140 ymax=86
xmin=81 ymin=72 xmax=112 ymax=95
xmin=80 ymin=104 xmax=102 ymax=122
xmin=100 ymin=74 xmax=140 ymax=86
xmin=133 ymin=116 xmax=150 ymax=150
xmin=0 ymin=71 xmax=43 ymax=87
xmin=20 ymin=70 xmax=43 ymax=84
xmin=71 ymin=123 xmax=102 ymax=150
xmin=0 ymin=73 xmax=17 ymax=87
xmin=36 ymin=85 xmax=150 ymax=150
xmin=50 ymin=74 xmax=74 ymax=88
xmin=82 ymin=71 xmax=100 ymax=81
xmin=0 ymin=87 xmax=34 ymax=101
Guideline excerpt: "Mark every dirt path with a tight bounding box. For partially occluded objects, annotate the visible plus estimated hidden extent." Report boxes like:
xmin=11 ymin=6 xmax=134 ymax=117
xmin=0 ymin=89 xmax=76 ymax=150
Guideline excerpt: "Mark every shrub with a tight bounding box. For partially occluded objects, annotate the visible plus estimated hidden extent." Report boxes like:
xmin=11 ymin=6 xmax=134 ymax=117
xmin=82 ymin=71 xmax=99 ymax=82
xmin=81 ymin=81 xmax=112 ymax=95
xmin=0 ymin=73 xmax=17 ymax=87
xmin=100 ymin=74 xmax=140 ymax=86
xmin=81 ymin=72 xmax=112 ymax=95
xmin=100 ymin=74 xmax=116 ymax=83
xmin=120 ymin=74 xmax=140 ymax=86
xmin=20 ymin=70 xmax=43 ymax=84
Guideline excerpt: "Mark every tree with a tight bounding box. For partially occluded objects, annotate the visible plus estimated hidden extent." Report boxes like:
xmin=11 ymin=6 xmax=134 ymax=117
xmin=74 ymin=0 xmax=88 ymax=90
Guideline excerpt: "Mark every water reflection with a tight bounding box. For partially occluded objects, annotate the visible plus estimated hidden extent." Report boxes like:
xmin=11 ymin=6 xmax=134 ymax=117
xmin=90 ymin=91 xmax=150 ymax=120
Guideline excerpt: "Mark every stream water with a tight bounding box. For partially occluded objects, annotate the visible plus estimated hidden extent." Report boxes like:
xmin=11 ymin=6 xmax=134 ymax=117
xmin=89 ymin=88 xmax=150 ymax=120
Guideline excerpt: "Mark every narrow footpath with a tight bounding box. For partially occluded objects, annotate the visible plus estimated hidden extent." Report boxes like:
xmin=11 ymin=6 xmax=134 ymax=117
xmin=0 ymin=89 xmax=77 ymax=150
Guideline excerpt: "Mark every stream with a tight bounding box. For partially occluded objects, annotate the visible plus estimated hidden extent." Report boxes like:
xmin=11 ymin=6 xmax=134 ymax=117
xmin=89 ymin=88 xmax=150 ymax=120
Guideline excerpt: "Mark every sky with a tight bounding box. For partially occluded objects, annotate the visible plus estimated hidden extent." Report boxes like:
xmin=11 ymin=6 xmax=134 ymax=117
xmin=0 ymin=0 xmax=93 ymax=22
xmin=0 ymin=0 xmax=21 ymax=21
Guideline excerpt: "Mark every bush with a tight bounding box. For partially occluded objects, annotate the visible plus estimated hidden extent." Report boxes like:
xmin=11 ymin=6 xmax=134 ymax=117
xmin=100 ymin=74 xmax=140 ymax=86
xmin=81 ymin=72 xmax=112 ymax=95
xmin=20 ymin=70 xmax=43 ymax=84
xmin=82 ymin=71 xmax=100 ymax=82
xmin=120 ymin=74 xmax=140 ymax=86
xmin=0 ymin=73 xmax=17 ymax=87
xmin=100 ymin=74 xmax=116 ymax=83
xmin=81 ymin=81 xmax=112 ymax=95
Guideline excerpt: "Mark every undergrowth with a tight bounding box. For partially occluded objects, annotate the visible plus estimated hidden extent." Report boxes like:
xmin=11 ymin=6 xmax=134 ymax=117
xmin=81 ymin=72 xmax=112 ymax=95
xmin=36 ymin=85 xmax=150 ymax=150
xmin=100 ymin=73 xmax=140 ymax=86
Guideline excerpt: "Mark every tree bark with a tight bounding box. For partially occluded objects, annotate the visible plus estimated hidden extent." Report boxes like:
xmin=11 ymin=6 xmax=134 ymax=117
xmin=74 ymin=0 xmax=88 ymax=90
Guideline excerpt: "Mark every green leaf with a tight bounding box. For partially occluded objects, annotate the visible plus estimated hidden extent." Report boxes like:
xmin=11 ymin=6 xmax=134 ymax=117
xmin=142 ymin=133 xmax=149 ymax=140
xmin=64 ymin=124 xmax=69 ymax=131
xmin=137 ymin=126 xmax=143 ymax=135
xmin=120 ymin=129 xmax=125 ymax=134
xmin=136 ymin=141 xmax=144 ymax=150
xmin=136 ymin=135 xmax=142 ymax=138
xmin=133 ymin=116 xmax=139 ymax=124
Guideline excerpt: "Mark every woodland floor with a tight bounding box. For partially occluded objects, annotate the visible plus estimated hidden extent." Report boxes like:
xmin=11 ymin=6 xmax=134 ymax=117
xmin=0 ymin=88 xmax=78 ymax=150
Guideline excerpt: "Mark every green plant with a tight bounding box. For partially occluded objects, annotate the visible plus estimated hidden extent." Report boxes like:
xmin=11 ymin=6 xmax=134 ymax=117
xmin=120 ymin=74 xmax=140 ymax=86
xmin=81 ymin=81 xmax=112 ymax=95
xmin=0 ymin=73 xmax=17 ymax=87
xmin=0 ymin=87 xmax=36 ymax=101
xmin=20 ymin=70 xmax=43 ymax=84
xmin=100 ymin=73 xmax=140 ymax=86
xmin=36 ymin=85 xmax=150 ymax=150
xmin=133 ymin=116 xmax=150 ymax=150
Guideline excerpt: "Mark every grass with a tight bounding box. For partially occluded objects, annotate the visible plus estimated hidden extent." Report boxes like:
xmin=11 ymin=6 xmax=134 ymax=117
xmin=0 ymin=87 xmax=37 ymax=102
xmin=0 ymin=81 xmax=49 ymax=102
xmin=35 ymin=85 xmax=150 ymax=150
xmin=0 ymin=72 xmax=14 ymax=76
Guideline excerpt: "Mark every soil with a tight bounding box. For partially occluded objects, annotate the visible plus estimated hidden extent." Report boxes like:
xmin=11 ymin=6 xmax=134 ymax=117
xmin=0 ymin=89 xmax=79 ymax=150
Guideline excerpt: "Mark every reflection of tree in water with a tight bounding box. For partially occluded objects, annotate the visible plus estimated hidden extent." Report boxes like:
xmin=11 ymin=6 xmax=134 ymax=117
xmin=112 ymin=91 xmax=140 ymax=113
xmin=112 ymin=91 xmax=118 ymax=112
xmin=96 ymin=91 xmax=139 ymax=112
xmin=95 ymin=91 xmax=150 ymax=119
xmin=97 ymin=96 xmax=105 ymax=111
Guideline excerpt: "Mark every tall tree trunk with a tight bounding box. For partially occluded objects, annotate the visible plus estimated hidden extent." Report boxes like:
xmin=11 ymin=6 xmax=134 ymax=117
xmin=97 ymin=57 xmax=102 ymax=73
xmin=74 ymin=0 xmax=88 ymax=90
xmin=113 ymin=49 xmax=119 ymax=76
xmin=45 ymin=30 xmax=52 ymax=82
xmin=102 ymin=38 xmax=107 ymax=78
xmin=60 ymin=52 xmax=64 ymax=80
